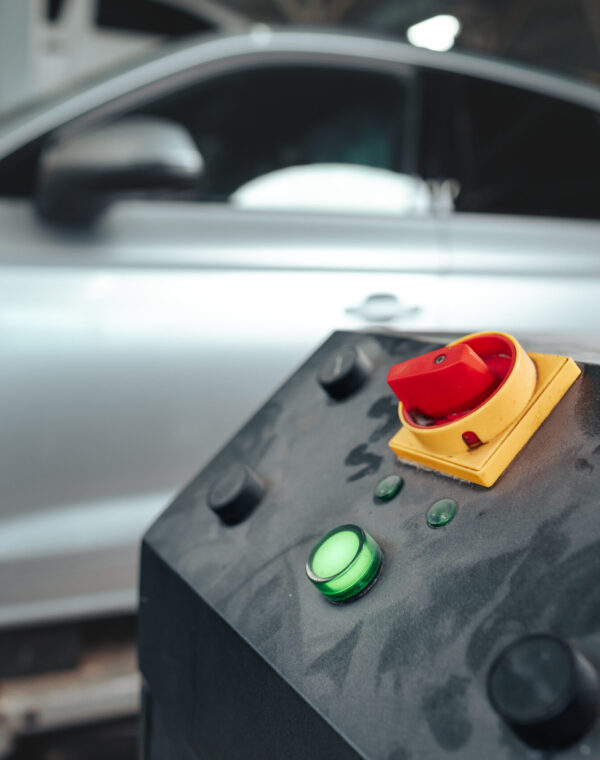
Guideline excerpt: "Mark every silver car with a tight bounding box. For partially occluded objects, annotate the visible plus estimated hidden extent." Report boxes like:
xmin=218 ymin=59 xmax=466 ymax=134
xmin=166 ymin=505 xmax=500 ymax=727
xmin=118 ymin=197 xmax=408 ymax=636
xmin=1 ymin=28 xmax=600 ymax=630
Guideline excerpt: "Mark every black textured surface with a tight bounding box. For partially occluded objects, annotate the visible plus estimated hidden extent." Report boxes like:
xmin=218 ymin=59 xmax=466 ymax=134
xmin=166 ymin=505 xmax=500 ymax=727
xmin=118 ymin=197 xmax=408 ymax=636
xmin=139 ymin=331 xmax=600 ymax=759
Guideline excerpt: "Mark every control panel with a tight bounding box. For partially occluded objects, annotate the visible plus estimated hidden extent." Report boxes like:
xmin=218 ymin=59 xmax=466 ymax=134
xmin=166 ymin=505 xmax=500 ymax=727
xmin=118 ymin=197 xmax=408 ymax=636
xmin=139 ymin=331 xmax=600 ymax=759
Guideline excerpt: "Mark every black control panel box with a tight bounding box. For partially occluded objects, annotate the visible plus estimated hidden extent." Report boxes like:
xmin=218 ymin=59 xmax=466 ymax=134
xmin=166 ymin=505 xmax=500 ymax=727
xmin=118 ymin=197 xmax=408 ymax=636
xmin=139 ymin=331 xmax=600 ymax=759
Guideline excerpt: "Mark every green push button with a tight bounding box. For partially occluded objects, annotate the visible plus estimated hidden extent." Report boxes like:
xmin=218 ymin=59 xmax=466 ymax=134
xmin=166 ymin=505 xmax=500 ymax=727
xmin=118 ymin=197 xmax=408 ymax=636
xmin=306 ymin=524 xmax=382 ymax=602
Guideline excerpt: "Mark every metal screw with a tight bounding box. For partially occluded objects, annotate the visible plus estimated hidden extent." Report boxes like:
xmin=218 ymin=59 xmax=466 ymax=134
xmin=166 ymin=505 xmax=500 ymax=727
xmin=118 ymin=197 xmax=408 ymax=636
xmin=434 ymin=354 xmax=446 ymax=364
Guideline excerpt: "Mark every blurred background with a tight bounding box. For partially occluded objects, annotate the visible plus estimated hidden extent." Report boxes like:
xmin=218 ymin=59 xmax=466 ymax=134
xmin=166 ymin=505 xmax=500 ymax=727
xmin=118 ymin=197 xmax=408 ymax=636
xmin=0 ymin=0 xmax=599 ymax=758
xmin=1 ymin=0 xmax=599 ymax=116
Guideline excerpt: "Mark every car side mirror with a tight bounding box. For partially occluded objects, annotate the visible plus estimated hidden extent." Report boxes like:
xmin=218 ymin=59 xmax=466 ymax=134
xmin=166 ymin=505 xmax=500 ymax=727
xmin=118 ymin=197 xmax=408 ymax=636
xmin=35 ymin=117 xmax=203 ymax=226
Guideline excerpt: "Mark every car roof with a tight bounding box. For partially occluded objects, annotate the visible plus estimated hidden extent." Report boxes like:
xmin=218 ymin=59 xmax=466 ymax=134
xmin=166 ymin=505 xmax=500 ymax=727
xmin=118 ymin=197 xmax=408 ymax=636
xmin=1 ymin=27 xmax=599 ymax=161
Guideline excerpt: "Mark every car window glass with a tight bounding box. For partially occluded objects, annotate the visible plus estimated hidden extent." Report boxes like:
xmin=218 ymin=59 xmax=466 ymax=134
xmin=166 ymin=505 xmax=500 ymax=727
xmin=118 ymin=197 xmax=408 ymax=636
xmin=420 ymin=70 xmax=600 ymax=220
xmin=133 ymin=65 xmax=426 ymax=214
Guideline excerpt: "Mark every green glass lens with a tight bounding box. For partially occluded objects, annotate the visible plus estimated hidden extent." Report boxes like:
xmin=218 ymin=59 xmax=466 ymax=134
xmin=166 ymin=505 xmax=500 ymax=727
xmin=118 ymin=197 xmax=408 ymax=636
xmin=306 ymin=524 xmax=382 ymax=602
xmin=374 ymin=474 xmax=404 ymax=502
xmin=311 ymin=530 xmax=359 ymax=578
xmin=427 ymin=498 xmax=457 ymax=528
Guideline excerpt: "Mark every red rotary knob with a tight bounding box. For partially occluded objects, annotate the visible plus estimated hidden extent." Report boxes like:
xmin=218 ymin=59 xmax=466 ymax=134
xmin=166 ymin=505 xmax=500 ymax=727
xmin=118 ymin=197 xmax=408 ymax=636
xmin=387 ymin=334 xmax=516 ymax=423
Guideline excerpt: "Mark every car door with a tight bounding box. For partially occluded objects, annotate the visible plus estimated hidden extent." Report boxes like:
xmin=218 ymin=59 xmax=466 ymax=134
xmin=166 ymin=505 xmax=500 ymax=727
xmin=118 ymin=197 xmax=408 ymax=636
xmin=0 ymin=53 xmax=447 ymax=626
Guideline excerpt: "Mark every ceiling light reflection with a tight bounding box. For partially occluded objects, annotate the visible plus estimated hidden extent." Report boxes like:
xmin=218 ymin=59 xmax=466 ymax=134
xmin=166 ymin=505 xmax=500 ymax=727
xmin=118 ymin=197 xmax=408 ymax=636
xmin=407 ymin=15 xmax=461 ymax=52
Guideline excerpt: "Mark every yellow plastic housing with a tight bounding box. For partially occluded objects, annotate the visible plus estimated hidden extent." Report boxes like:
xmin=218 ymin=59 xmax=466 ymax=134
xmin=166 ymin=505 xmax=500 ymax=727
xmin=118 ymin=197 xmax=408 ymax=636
xmin=388 ymin=334 xmax=581 ymax=487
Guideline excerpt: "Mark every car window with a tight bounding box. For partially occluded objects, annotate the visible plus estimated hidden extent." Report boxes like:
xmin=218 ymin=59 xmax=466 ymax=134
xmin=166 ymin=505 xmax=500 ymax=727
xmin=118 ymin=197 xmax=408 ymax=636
xmin=9 ymin=58 xmax=598 ymax=221
xmin=420 ymin=69 xmax=600 ymax=220
xmin=132 ymin=64 xmax=419 ymax=212
xmin=0 ymin=62 xmax=416 ymax=206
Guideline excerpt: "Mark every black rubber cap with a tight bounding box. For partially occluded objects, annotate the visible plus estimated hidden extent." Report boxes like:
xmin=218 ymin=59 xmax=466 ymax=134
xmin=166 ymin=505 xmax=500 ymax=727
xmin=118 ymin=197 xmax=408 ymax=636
xmin=207 ymin=464 xmax=265 ymax=525
xmin=318 ymin=345 xmax=372 ymax=400
xmin=488 ymin=634 xmax=598 ymax=750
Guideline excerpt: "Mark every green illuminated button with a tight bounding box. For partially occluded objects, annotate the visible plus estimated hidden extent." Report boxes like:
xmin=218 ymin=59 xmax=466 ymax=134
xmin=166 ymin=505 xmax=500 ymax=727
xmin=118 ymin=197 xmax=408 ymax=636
xmin=306 ymin=524 xmax=382 ymax=602
xmin=374 ymin=474 xmax=404 ymax=502
xmin=427 ymin=498 xmax=457 ymax=528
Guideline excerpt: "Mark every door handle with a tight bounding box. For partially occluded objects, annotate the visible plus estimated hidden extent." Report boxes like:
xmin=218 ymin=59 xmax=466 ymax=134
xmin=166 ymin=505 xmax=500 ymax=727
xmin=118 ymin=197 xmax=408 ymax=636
xmin=346 ymin=293 xmax=422 ymax=323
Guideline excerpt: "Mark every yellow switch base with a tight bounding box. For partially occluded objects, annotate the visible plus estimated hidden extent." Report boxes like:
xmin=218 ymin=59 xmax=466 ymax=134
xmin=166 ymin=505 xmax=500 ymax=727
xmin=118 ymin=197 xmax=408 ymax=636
xmin=388 ymin=353 xmax=581 ymax=487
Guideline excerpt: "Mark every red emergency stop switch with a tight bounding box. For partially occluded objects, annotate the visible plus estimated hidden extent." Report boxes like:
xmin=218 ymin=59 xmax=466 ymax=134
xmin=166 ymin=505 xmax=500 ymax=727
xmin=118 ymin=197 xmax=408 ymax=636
xmin=386 ymin=331 xmax=581 ymax=487
xmin=387 ymin=335 xmax=517 ymax=422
